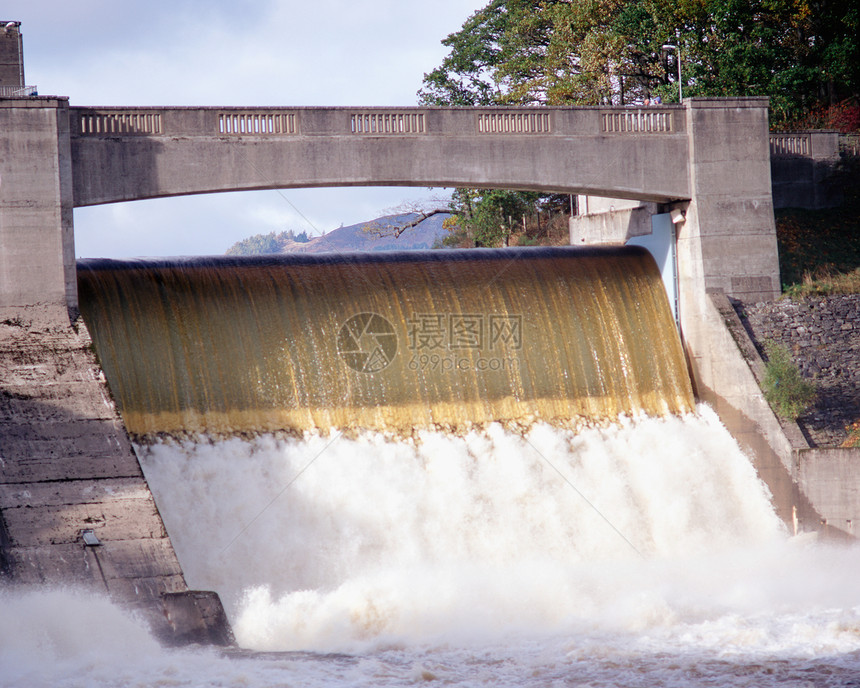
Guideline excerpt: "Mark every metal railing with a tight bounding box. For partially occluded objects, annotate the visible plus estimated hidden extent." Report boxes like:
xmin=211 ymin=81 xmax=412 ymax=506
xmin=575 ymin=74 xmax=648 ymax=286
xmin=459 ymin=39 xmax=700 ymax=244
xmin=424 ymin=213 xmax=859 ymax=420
xmin=0 ymin=85 xmax=37 ymax=97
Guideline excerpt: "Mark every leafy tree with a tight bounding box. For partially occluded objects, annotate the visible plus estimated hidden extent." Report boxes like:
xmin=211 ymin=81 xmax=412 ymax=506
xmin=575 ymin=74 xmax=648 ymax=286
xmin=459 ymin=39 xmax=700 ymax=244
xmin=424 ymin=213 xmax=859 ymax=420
xmin=225 ymin=229 xmax=311 ymax=255
xmin=418 ymin=0 xmax=509 ymax=106
xmin=445 ymin=188 xmax=545 ymax=247
xmin=420 ymin=0 xmax=859 ymax=123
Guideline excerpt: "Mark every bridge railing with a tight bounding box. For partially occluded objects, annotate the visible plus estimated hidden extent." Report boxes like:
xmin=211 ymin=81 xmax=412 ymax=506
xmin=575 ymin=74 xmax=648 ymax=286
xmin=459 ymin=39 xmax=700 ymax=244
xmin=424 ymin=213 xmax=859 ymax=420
xmin=70 ymin=106 xmax=688 ymax=140
xmin=769 ymin=133 xmax=811 ymax=156
xmin=218 ymin=112 xmax=297 ymax=135
xmin=840 ymin=134 xmax=859 ymax=157
xmin=476 ymin=111 xmax=551 ymax=134
xmin=350 ymin=112 xmax=426 ymax=134
xmin=0 ymin=85 xmax=37 ymax=97
xmin=76 ymin=110 xmax=163 ymax=135
xmin=601 ymin=110 xmax=674 ymax=133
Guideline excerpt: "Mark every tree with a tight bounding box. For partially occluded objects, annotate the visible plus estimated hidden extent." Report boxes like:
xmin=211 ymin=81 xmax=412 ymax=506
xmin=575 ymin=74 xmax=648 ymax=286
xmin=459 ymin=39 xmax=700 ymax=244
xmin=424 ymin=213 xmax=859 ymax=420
xmin=420 ymin=0 xmax=859 ymax=124
xmin=225 ymin=229 xmax=312 ymax=255
xmin=444 ymin=188 xmax=544 ymax=247
xmin=361 ymin=208 xmax=450 ymax=239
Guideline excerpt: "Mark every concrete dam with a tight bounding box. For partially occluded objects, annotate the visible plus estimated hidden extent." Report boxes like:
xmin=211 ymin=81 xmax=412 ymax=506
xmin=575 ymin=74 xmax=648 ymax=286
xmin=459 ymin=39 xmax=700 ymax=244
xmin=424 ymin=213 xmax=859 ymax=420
xmin=2 ymin=20 xmax=859 ymax=654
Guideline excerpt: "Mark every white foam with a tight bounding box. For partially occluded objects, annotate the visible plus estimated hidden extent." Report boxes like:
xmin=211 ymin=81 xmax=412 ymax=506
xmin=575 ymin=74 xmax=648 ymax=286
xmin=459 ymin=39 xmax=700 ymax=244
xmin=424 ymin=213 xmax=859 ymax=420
xmin=137 ymin=406 xmax=798 ymax=652
xmin=5 ymin=406 xmax=860 ymax=686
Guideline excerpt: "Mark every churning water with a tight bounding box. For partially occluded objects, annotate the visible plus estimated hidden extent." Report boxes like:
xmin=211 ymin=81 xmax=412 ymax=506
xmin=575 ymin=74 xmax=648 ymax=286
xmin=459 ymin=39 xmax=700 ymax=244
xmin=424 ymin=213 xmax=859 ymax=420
xmin=5 ymin=247 xmax=856 ymax=686
xmin=4 ymin=407 xmax=860 ymax=687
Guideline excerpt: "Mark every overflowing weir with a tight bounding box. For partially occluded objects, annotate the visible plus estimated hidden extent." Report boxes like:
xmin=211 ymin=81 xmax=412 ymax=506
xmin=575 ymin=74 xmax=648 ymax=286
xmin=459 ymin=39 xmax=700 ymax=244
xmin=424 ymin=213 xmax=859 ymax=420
xmin=77 ymin=246 xmax=693 ymax=439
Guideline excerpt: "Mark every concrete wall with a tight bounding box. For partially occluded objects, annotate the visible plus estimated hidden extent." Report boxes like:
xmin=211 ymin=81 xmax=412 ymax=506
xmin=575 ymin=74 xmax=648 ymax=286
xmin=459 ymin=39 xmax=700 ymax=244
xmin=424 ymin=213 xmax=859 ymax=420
xmin=678 ymin=98 xmax=781 ymax=303
xmin=569 ymin=199 xmax=660 ymax=246
xmin=770 ymin=131 xmax=842 ymax=209
xmin=0 ymin=22 xmax=23 ymax=90
xmin=0 ymin=98 xmax=76 ymax=322
xmin=0 ymin=311 xmax=232 ymax=644
xmin=690 ymin=294 xmax=809 ymax=527
xmin=796 ymin=448 xmax=860 ymax=538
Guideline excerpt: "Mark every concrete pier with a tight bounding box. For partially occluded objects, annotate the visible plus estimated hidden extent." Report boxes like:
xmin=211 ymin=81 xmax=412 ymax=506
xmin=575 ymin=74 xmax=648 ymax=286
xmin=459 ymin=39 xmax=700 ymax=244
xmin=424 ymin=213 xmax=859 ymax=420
xmin=0 ymin=311 xmax=232 ymax=645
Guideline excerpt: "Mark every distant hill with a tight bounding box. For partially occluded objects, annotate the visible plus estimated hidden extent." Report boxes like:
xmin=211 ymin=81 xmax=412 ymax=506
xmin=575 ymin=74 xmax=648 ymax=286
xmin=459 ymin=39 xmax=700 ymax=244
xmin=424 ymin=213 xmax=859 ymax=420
xmin=226 ymin=211 xmax=453 ymax=256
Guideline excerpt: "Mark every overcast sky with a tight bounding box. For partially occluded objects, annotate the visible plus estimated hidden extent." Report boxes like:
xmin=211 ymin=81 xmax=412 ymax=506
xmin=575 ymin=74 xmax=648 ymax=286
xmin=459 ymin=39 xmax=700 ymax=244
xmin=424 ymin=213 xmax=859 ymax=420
xmin=7 ymin=1 xmax=487 ymax=257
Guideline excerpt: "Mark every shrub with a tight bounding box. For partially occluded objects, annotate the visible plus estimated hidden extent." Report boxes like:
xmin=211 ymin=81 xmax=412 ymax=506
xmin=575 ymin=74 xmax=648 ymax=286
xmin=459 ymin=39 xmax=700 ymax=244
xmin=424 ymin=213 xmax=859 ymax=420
xmin=843 ymin=421 xmax=860 ymax=448
xmin=761 ymin=340 xmax=816 ymax=420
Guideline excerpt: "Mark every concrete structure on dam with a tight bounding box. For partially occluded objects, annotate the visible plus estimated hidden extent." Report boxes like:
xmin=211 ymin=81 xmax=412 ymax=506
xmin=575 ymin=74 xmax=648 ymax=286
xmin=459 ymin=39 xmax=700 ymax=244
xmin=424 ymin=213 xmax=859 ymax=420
xmin=1 ymin=23 xmax=857 ymax=642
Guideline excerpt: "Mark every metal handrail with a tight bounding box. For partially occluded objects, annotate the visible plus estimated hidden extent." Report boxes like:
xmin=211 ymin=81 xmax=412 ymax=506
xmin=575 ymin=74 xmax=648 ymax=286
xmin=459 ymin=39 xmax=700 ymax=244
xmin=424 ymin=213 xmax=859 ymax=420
xmin=0 ymin=85 xmax=37 ymax=97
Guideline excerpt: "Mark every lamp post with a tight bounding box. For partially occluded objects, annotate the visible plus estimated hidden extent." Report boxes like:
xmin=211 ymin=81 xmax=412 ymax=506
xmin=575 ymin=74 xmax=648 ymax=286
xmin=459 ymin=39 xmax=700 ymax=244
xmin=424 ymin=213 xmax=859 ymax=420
xmin=662 ymin=44 xmax=682 ymax=103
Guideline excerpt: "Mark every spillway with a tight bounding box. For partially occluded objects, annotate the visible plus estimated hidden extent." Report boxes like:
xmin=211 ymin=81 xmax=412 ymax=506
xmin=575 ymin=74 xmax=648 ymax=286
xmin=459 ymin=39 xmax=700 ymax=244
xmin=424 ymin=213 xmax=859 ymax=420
xmin=77 ymin=246 xmax=693 ymax=439
xmin=5 ymin=245 xmax=856 ymax=684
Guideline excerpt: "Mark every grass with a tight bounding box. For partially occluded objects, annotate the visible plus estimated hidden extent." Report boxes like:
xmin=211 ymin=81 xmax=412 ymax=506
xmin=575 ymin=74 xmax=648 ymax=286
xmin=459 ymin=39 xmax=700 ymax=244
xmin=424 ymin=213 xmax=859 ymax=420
xmin=783 ymin=266 xmax=860 ymax=298
xmin=844 ymin=421 xmax=860 ymax=448
xmin=761 ymin=340 xmax=816 ymax=420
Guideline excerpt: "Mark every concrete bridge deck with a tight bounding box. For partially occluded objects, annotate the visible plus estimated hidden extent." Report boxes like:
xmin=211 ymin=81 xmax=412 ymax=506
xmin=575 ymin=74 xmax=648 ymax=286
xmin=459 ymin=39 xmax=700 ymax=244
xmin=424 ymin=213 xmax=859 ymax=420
xmin=69 ymin=105 xmax=690 ymax=206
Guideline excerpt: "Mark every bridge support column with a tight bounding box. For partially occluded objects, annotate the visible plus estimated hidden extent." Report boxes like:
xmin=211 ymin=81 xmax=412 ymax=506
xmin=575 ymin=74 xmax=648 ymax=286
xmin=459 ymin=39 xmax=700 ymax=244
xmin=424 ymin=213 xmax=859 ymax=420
xmin=676 ymin=98 xmax=798 ymax=523
xmin=0 ymin=97 xmax=76 ymax=325
xmin=677 ymin=97 xmax=780 ymax=306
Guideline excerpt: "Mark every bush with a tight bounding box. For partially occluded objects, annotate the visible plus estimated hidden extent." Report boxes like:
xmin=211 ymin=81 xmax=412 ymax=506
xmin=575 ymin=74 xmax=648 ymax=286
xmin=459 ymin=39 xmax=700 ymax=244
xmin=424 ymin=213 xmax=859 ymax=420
xmin=843 ymin=421 xmax=860 ymax=448
xmin=761 ymin=340 xmax=816 ymax=420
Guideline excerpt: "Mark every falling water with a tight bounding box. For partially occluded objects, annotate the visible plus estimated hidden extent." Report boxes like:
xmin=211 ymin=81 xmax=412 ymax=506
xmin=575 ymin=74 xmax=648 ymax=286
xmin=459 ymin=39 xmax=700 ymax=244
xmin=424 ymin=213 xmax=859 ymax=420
xmin=76 ymin=247 xmax=693 ymax=438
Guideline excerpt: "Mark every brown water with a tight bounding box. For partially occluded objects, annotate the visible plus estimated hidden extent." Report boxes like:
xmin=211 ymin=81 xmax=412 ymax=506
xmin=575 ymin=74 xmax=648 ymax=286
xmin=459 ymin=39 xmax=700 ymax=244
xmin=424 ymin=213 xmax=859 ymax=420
xmin=77 ymin=246 xmax=693 ymax=439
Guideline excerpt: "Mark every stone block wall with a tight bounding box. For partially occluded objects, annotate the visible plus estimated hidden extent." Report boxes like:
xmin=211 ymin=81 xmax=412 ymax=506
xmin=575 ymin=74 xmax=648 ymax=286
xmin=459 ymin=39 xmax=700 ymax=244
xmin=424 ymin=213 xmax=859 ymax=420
xmin=738 ymin=295 xmax=860 ymax=447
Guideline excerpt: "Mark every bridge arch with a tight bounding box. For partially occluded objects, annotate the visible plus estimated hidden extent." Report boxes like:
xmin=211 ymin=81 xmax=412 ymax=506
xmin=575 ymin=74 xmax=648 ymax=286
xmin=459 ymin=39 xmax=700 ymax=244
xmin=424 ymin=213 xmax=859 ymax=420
xmin=69 ymin=106 xmax=690 ymax=207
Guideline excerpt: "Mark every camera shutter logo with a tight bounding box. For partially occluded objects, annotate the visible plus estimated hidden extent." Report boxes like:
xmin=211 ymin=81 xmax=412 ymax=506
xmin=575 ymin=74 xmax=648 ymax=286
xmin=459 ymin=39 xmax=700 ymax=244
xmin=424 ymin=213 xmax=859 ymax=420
xmin=337 ymin=312 xmax=398 ymax=373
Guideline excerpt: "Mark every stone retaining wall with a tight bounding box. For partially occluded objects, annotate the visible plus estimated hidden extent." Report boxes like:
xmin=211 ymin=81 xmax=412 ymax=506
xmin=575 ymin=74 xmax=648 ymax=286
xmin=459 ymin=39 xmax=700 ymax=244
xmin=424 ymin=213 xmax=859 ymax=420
xmin=735 ymin=294 xmax=860 ymax=447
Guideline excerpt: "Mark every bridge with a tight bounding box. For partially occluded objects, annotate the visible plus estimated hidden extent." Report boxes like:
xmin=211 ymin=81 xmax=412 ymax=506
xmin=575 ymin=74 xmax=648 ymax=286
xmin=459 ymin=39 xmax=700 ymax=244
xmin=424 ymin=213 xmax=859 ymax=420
xmin=1 ymin=96 xmax=779 ymax=329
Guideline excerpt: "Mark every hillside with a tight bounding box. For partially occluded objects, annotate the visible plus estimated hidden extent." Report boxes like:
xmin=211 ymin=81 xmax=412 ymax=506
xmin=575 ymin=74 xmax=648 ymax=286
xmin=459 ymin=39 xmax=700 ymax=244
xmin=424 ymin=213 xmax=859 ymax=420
xmin=227 ymin=211 xmax=452 ymax=256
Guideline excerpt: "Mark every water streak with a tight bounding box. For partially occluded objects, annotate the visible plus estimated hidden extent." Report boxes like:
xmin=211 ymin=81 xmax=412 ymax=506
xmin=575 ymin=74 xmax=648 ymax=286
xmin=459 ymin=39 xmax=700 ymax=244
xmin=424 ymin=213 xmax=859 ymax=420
xmin=77 ymin=247 xmax=693 ymax=438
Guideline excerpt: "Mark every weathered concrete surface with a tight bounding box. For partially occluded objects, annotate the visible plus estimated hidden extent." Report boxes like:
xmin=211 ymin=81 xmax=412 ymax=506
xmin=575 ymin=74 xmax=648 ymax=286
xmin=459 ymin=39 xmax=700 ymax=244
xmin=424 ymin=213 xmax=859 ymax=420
xmin=796 ymin=448 xmax=860 ymax=538
xmin=0 ymin=98 xmax=76 ymax=322
xmin=686 ymin=293 xmax=807 ymax=528
xmin=0 ymin=22 xmax=24 ymax=90
xmin=568 ymin=198 xmax=660 ymax=246
xmin=0 ymin=310 xmax=232 ymax=644
xmin=677 ymin=98 xmax=781 ymax=303
xmin=69 ymin=106 xmax=690 ymax=206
